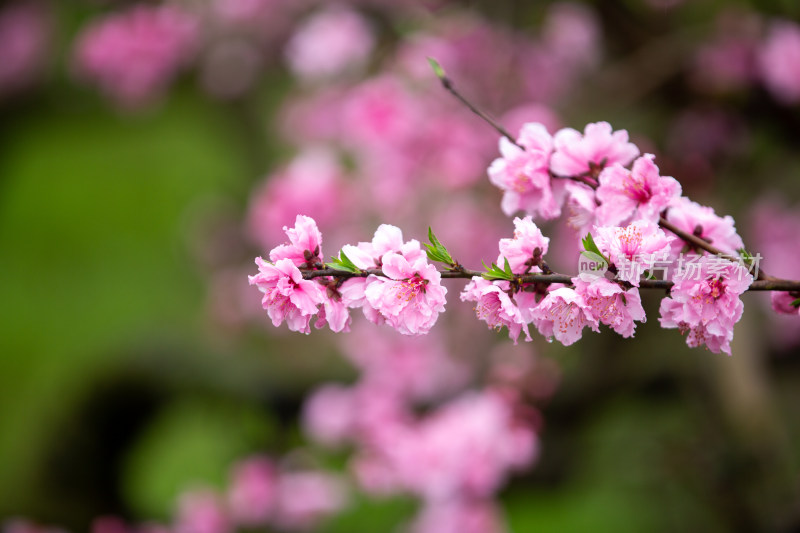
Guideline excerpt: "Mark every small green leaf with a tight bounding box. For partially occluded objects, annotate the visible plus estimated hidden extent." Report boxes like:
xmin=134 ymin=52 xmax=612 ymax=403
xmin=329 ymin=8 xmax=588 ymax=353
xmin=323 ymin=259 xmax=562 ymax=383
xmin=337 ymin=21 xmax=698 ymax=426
xmin=792 ymin=298 xmax=800 ymax=308
xmin=427 ymin=57 xmax=446 ymax=79
xmin=325 ymin=250 xmax=361 ymax=273
xmin=738 ymin=248 xmax=754 ymax=265
xmin=582 ymin=232 xmax=610 ymax=265
xmin=504 ymin=257 xmax=513 ymax=276
xmin=425 ymin=227 xmax=455 ymax=265
xmin=481 ymin=259 xmax=514 ymax=281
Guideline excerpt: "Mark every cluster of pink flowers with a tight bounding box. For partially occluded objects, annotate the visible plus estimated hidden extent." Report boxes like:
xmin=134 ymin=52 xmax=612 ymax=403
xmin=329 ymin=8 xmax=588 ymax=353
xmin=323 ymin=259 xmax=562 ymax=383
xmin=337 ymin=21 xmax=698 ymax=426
xmin=249 ymin=215 xmax=448 ymax=336
xmin=478 ymin=118 xmax=761 ymax=353
xmin=73 ymin=5 xmax=199 ymax=107
xmin=248 ymin=111 xmax=793 ymax=356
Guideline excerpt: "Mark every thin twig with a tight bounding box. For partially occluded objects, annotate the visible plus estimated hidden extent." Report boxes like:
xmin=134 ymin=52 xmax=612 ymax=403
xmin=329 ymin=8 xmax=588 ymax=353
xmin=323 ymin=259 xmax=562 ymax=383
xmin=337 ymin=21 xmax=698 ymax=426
xmin=301 ymin=268 xmax=800 ymax=292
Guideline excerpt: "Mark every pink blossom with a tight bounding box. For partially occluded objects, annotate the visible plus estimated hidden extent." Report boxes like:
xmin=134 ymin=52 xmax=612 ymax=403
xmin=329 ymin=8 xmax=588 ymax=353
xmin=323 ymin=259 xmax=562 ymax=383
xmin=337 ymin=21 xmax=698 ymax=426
xmin=771 ymin=292 xmax=800 ymax=316
xmin=73 ymin=5 xmax=198 ymax=107
xmin=227 ymin=456 xmax=276 ymax=526
xmin=659 ymin=257 xmax=753 ymax=355
xmin=497 ymin=216 xmax=550 ymax=273
xmin=338 ymin=322 xmax=468 ymax=402
xmin=246 ymin=149 xmax=348 ymax=250
xmin=665 ymin=197 xmax=744 ymax=257
xmin=364 ymin=253 xmax=447 ymax=335
xmin=596 ymin=154 xmax=682 ymax=226
xmin=528 ymin=287 xmax=598 ymax=346
xmin=572 ymin=277 xmax=646 ymax=338
xmin=272 ymin=471 xmax=349 ymax=530
xmin=550 ymin=122 xmax=640 ymax=178
xmin=268 ymin=214 xmax=323 ymax=268
xmin=370 ymin=390 xmax=536 ymax=501
xmin=487 ymin=123 xmax=561 ymax=219
xmin=315 ymin=296 xmax=352 ymax=333
xmin=174 ymin=489 xmax=230 ymax=533
xmin=248 ymin=257 xmax=325 ymax=334
xmin=460 ymin=277 xmax=531 ymax=344
xmin=337 ymin=224 xmax=425 ymax=325
xmin=409 ymin=499 xmax=506 ymax=533
xmin=563 ymin=181 xmax=598 ymax=236
xmin=285 ymin=6 xmax=374 ymax=81
xmin=541 ymin=2 xmax=601 ymax=70
xmin=759 ymin=20 xmax=800 ymax=104
xmin=302 ymin=384 xmax=360 ymax=447
xmin=594 ymin=220 xmax=674 ymax=286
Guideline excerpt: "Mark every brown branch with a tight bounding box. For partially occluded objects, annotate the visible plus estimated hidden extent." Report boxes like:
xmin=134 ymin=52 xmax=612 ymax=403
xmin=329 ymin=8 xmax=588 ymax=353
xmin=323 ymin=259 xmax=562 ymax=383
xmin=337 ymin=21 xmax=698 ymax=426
xmin=434 ymin=72 xmax=521 ymax=149
xmin=302 ymin=268 xmax=800 ymax=292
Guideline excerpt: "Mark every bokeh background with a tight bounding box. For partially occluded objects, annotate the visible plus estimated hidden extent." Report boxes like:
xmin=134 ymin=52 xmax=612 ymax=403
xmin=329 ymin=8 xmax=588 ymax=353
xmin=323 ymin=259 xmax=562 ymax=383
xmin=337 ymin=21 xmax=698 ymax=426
xmin=2 ymin=0 xmax=800 ymax=531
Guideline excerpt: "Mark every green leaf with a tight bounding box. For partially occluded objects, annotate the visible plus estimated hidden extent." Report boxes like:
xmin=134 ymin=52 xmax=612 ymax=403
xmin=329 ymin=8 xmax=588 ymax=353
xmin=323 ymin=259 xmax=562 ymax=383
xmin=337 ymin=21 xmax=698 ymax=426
xmin=792 ymin=298 xmax=800 ymax=308
xmin=325 ymin=250 xmax=361 ymax=273
xmin=481 ymin=259 xmax=514 ymax=281
xmin=424 ymin=227 xmax=455 ymax=265
xmin=427 ymin=57 xmax=446 ymax=79
xmin=582 ymin=232 xmax=610 ymax=265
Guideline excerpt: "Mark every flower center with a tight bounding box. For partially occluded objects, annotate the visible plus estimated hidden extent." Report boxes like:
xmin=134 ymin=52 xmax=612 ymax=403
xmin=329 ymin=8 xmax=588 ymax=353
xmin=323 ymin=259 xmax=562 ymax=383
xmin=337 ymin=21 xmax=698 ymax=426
xmin=395 ymin=274 xmax=427 ymax=302
xmin=617 ymin=226 xmax=643 ymax=259
xmin=623 ymin=174 xmax=652 ymax=203
xmin=513 ymin=172 xmax=531 ymax=193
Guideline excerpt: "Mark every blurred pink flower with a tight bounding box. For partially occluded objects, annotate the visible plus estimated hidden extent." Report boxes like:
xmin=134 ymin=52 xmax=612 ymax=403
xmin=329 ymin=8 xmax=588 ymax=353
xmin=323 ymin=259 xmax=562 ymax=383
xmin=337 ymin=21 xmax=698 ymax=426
xmin=273 ymin=471 xmax=349 ymax=530
xmin=362 ymin=389 xmax=536 ymax=501
xmin=0 ymin=2 xmax=50 ymax=97
xmin=759 ymin=20 xmax=800 ymax=104
xmin=247 ymin=149 xmax=350 ymax=250
xmin=174 ymin=489 xmax=230 ymax=533
xmin=74 ymin=5 xmax=198 ymax=107
xmin=285 ymin=6 xmax=374 ymax=81
xmin=227 ymin=456 xmax=277 ymax=526
xmin=338 ymin=321 xmax=468 ymax=402
xmin=771 ymin=292 xmax=799 ymax=316
xmin=409 ymin=499 xmax=506 ymax=533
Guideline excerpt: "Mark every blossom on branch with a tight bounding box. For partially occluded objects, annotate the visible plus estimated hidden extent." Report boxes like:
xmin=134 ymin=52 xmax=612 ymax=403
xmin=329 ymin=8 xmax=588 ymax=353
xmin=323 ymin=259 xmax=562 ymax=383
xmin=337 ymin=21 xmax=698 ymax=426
xmin=550 ymin=121 xmax=640 ymax=178
xmin=596 ymin=153 xmax=682 ymax=226
xmin=572 ymin=277 xmax=646 ymax=338
xmin=248 ymin=257 xmax=325 ymax=334
xmin=497 ymin=216 xmax=550 ymax=273
xmin=593 ymin=219 xmax=674 ymax=286
xmin=364 ymin=253 xmax=447 ymax=336
xmin=529 ymin=286 xmax=598 ymax=345
xmin=665 ymin=197 xmax=744 ymax=257
xmin=488 ymin=123 xmax=561 ymax=219
xmin=659 ymin=257 xmax=753 ymax=355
